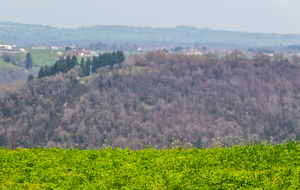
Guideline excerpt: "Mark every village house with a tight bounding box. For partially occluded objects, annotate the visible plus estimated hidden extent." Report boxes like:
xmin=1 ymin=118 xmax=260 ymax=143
xmin=0 ymin=44 xmax=26 ymax=53
xmin=263 ymin=53 xmax=274 ymax=57
xmin=59 ymin=49 xmax=97 ymax=58
xmin=32 ymin=46 xmax=62 ymax=50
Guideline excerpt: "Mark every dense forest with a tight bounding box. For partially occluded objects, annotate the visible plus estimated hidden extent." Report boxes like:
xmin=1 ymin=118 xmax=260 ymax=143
xmin=1 ymin=51 xmax=300 ymax=150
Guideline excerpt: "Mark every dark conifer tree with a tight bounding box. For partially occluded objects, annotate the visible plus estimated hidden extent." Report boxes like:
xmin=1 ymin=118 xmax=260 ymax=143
xmin=57 ymin=58 xmax=65 ymax=73
xmin=80 ymin=58 xmax=85 ymax=69
xmin=71 ymin=55 xmax=78 ymax=68
xmin=98 ymin=54 xmax=104 ymax=68
xmin=112 ymin=51 xmax=116 ymax=65
xmin=50 ymin=64 xmax=56 ymax=75
xmin=66 ymin=56 xmax=72 ymax=70
xmin=91 ymin=56 xmax=98 ymax=72
xmin=85 ymin=57 xmax=91 ymax=76
xmin=115 ymin=50 xmax=125 ymax=64
xmin=53 ymin=61 xmax=59 ymax=74
xmin=38 ymin=67 xmax=44 ymax=78
xmin=27 ymin=74 xmax=34 ymax=81
xmin=102 ymin=52 xmax=110 ymax=67
xmin=79 ymin=58 xmax=87 ymax=76
xmin=61 ymin=61 xmax=68 ymax=73
xmin=43 ymin=65 xmax=52 ymax=77
xmin=25 ymin=52 xmax=33 ymax=70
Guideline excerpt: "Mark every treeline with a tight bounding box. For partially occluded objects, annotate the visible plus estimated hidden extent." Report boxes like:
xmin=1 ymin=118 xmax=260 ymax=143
xmin=37 ymin=55 xmax=77 ymax=78
xmin=248 ymin=48 xmax=274 ymax=53
xmin=89 ymin=42 xmax=138 ymax=51
xmin=79 ymin=51 xmax=124 ymax=77
xmin=37 ymin=51 xmax=124 ymax=78
xmin=2 ymin=51 xmax=300 ymax=150
xmin=286 ymin=44 xmax=300 ymax=50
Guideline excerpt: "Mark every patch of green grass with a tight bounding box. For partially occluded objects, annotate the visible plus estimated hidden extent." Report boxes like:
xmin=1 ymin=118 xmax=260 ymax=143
xmin=80 ymin=76 xmax=89 ymax=83
xmin=0 ymin=59 xmax=20 ymax=69
xmin=29 ymin=49 xmax=60 ymax=68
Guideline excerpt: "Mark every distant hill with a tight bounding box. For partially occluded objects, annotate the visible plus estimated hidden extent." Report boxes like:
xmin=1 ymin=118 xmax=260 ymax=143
xmin=0 ymin=22 xmax=300 ymax=47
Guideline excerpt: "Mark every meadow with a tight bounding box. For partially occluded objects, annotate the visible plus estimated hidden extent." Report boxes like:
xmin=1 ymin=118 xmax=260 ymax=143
xmin=0 ymin=59 xmax=19 ymax=69
xmin=1 ymin=140 xmax=300 ymax=189
xmin=29 ymin=49 xmax=61 ymax=68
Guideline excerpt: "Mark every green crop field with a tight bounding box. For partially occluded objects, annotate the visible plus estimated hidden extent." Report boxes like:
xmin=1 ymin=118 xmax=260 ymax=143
xmin=1 ymin=140 xmax=300 ymax=189
xmin=29 ymin=49 xmax=61 ymax=68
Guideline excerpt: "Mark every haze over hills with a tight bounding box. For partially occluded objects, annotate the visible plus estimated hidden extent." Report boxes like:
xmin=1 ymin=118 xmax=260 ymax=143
xmin=1 ymin=21 xmax=300 ymax=47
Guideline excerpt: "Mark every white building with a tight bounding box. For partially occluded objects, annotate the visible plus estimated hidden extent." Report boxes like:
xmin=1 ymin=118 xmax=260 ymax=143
xmin=50 ymin=46 xmax=61 ymax=50
xmin=0 ymin=45 xmax=12 ymax=49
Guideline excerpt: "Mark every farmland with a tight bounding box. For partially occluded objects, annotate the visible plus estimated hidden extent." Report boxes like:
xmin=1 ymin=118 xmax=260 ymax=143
xmin=1 ymin=140 xmax=300 ymax=189
xmin=29 ymin=49 xmax=61 ymax=68
xmin=0 ymin=49 xmax=61 ymax=71
xmin=0 ymin=59 xmax=19 ymax=69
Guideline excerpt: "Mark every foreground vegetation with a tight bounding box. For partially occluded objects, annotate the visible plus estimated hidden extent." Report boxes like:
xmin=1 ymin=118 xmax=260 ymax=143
xmin=1 ymin=140 xmax=300 ymax=189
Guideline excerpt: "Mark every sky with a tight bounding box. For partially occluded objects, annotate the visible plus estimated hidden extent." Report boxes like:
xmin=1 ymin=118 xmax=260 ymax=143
xmin=1 ymin=0 xmax=299 ymax=34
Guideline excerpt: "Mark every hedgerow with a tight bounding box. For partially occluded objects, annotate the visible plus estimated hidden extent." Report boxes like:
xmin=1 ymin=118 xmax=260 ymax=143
xmin=1 ymin=140 xmax=300 ymax=189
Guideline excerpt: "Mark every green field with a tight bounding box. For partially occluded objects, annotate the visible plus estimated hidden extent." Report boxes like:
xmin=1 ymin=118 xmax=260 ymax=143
xmin=29 ymin=49 xmax=61 ymax=68
xmin=0 ymin=49 xmax=61 ymax=71
xmin=0 ymin=59 xmax=19 ymax=69
xmin=1 ymin=140 xmax=300 ymax=189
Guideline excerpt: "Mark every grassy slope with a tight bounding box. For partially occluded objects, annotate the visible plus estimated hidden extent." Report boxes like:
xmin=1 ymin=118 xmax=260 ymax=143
xmin=29 ymin=49 xmax=61 ymax=68
xmin=0 ymin=50 xmax=60 ymax=71
xmin=0 ymin=60 xmax=19 ymax=69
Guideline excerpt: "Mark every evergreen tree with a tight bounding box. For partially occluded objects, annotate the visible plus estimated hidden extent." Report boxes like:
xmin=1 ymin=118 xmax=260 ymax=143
xmin=80 ymin=58 xmax=85 ymax=69
xmin=115 ymin=50 xmax=125 ymax=65
xmin=85 ymin=57 xmax=91 ymax=76
xmin=38 ymin=67 xmax=44 ymax=78
xmin=50 ymin=64 xmax=56 ymax=75
xmin=65 ymin=46 xmax=71 ymax=51
xmin=25 ymin=52 xmax=33 ymax=70
xmin=80 ymin=58 xmax=87 ymax=76
xmin=57 ymin=58 xmax=65 ymax=73
xmin=112 ymin=51 xmax=116 ymax=65
xmin=54 ymin=60 xmax=58 ymax=72
xmin=27 ymin=74 xmax=34 ymax=81
xmin=71 ymin=55 xmax=78 ymax=68
xmin=43 ymin=65 xmax=52 ymax=77
xmin=91 ymin=56 xmax=98 ymax=72
xmin=66 ymin=56 xmax=72 ymax=70
xmin=102 ymin=52 xmax=111 ymax=67
xmin=61 ymin=62 xmax=68 ymax=73
xmin=98 ymin=54 xmax=104 ymax=68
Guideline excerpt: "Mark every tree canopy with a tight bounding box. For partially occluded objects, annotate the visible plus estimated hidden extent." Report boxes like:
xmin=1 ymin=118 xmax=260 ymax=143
xmin=25 ymin=52 xmax=33 ymax=70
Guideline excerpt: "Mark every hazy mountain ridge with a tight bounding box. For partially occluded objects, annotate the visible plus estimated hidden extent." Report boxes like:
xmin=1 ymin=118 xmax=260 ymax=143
xmin=1 ymin=22 xmax=300 ymax=47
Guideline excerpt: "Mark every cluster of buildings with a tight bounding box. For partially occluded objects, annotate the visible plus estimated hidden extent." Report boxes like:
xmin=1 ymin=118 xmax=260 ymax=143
xmin=57 ymin=49 xmax=98 ymax=59
xmin=0 ymin=45 xmax=26 ymax=53
xmin=138 ymin=47 xmax=204 ymax=55
xmin=32 ymin=46 xmax=62 ymax=50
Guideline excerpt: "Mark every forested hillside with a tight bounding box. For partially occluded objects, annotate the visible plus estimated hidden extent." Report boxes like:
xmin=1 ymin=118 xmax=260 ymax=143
xmin=1 ymin=51 xmax=300 ymax=150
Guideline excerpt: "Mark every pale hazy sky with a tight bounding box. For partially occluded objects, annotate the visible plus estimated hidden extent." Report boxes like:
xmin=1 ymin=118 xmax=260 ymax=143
xmin=1 ymin=0 xmax=299 ymax=34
